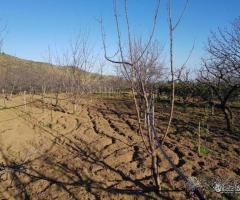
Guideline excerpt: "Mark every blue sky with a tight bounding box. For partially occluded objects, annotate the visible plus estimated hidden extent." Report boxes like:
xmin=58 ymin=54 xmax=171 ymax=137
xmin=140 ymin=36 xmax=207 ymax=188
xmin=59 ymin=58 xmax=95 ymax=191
xmin=0 ymin=0 xmax=239 ymax=74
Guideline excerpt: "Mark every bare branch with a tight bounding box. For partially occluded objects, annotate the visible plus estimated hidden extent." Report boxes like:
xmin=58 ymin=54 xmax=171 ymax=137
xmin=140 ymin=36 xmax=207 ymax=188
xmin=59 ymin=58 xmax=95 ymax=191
xmin=172 ymin=0 xmax=189 ymax=31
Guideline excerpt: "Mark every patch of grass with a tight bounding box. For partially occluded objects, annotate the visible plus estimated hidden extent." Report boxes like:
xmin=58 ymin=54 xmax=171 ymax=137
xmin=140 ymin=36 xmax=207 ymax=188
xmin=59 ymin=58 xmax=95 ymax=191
xmin=202 ymin=127 xmax=210 ymax=136
xmin=160 ymin=183 xmax=171 ymax=191
xmin=45 ymin=122 xmax=53 ymax=129
xmin=207 ymin=168 xmax=214 ymax=174
xmin=199 ymin=146 xmax=210 ymax=155
xmin=193 ymin=145 xmax=210 ymax=155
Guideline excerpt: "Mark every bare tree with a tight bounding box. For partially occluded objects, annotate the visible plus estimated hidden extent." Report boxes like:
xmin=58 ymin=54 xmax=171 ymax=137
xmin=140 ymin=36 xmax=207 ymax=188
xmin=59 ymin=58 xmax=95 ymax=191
xmin=199 ymin=18 xmax=240 ymax=132
xmin=101 ymin=1 xmax=205 ymax=199
xmin=161 ymin=0 xmax=192 ymax=143
xmin=66 ymin=33 xmax=93 ymax=113
xmin=101 ymin=0 xmax=162 ymax=189
xmin=100 ymin=0 xmax=204 ymax=199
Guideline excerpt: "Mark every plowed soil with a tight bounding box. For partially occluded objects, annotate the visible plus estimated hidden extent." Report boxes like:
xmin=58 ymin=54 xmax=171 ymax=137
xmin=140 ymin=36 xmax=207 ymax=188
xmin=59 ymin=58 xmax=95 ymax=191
xmin=0 ymin=95 xmax=239 ymax=200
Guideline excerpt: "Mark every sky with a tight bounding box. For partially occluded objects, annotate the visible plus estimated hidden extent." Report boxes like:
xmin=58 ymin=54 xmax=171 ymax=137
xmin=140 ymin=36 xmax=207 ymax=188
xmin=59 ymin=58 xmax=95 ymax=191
xmin=0 ymin=0 xmax=239 ymax=75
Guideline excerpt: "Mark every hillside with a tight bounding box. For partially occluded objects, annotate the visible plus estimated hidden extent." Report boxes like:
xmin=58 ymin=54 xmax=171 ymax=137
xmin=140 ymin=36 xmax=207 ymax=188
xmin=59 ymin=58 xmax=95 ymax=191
xmin=0 ymin=53 xmax=120 ymax=93
xmin=0 ymin=53 xmax=108 ymax=79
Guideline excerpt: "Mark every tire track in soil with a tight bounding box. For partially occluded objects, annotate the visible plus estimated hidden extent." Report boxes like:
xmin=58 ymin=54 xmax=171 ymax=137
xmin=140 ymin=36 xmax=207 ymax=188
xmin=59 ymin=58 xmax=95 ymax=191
xmin=88 ymin=105 xmax=137 ymax=147
xmin=86 ymin=106 xmax=132 ymax=160
xmin=99 ymin=101 xmax=186 ymax=189
xmin=95 ymin=104 xmax=156 ymax=182
xmin=84 ymin=104 xmax=145 ymax=177
xmin=97 ymin=104 xmax=138 ymax=144
xmin=103 ymin=102 xmax=137 ymax=131
xmin=95 ymin=103 xmax=155 ymax=168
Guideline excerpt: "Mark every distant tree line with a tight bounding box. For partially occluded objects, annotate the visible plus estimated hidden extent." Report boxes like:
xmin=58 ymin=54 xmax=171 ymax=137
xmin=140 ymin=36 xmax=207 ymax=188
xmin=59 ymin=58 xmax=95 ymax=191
xmin=158 ymin=81 xmax=240 ymax=104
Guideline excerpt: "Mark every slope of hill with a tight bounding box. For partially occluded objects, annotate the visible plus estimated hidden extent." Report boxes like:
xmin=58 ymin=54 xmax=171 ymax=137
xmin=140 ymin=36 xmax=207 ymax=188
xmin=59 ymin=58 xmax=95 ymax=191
xmin=0 ymin=53 xmax=120 ymax=92
xmin=0 ymin=53 xmax=102 ymax=78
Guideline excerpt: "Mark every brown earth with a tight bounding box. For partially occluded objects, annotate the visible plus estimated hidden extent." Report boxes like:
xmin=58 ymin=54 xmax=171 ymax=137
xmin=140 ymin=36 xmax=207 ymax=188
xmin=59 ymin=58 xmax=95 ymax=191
xmin=0 ymin=94 xmax=239 ymax=200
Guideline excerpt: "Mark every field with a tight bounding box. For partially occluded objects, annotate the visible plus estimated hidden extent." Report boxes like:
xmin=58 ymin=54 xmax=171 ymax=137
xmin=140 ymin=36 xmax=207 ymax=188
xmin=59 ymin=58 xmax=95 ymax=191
xmin=0 ymin=94 xmax=239 ymax=200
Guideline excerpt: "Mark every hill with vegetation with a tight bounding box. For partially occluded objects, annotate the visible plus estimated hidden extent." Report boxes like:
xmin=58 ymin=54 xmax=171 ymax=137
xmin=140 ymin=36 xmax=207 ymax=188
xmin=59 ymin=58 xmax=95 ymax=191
xmin=0 ymin=53 xmax=121 ymax=93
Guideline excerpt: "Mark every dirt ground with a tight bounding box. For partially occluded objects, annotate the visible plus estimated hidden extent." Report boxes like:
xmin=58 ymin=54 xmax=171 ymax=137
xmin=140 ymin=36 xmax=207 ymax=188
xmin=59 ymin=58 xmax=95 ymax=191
xmin=0 ymin=94 xmax=239 ymax=200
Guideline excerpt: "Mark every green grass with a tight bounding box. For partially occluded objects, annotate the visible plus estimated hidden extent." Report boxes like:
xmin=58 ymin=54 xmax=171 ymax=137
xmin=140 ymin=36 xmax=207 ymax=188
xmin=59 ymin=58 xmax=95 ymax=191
xmin=45 ymin=122 xmax=53 ymax=129
xmin=193 ymin=145 xmax=210 ymax=155
xmin=199 ymin=146 xmax=210 ymax=155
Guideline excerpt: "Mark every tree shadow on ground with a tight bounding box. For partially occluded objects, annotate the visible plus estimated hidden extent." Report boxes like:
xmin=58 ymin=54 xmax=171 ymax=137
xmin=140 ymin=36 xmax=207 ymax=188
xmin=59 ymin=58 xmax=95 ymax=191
xmin=0 ymin=130 xmax=185 ymax=200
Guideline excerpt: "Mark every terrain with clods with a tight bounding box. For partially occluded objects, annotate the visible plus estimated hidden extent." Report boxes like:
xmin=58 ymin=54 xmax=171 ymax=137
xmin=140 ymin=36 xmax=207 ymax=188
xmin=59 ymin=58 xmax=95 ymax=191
xmin=0 ymin=94 xmax=239 ymax=200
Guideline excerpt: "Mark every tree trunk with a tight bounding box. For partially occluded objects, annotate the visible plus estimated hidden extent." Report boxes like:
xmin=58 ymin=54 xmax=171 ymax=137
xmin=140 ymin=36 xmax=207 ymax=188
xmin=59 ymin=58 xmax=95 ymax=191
xmin=152 ymin=152 xmax=161 ymax=191
xmin=198 ymin=121 xmax=201 ymax=156
xmin=23 ymin=91 xmax=27 ymax=111
xmin=42 ymin=86 xmax=46 ymax=113
xmin=10 ymin=85 xmax=15 ymax=99
xmin=222 ymin=105 xmax=233 ymax=131
xmin=72 ymin=93 xmax=77 ymax=114
xmin=50 ymin=94 xmax=53 ymax=122
xmin=211 ymin=104 xmax=215 ymax=115
xmin=55 ymin=91 xmax=59 ymax=106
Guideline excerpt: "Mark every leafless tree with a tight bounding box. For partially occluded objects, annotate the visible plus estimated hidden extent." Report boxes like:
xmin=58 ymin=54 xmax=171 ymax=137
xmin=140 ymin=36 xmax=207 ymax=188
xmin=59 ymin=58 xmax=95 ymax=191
xmin=101 ymin=1 xmax=205 ymax=199
xmin=199 ymin=18 xmax=240 ymax=132
xmin=65 ymin=33 xmax=94 ymax=113
xmin=101 ymin=0 xmax=162 ymax=189
xmin=161 ymin=0 xmax=194 ymax=143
